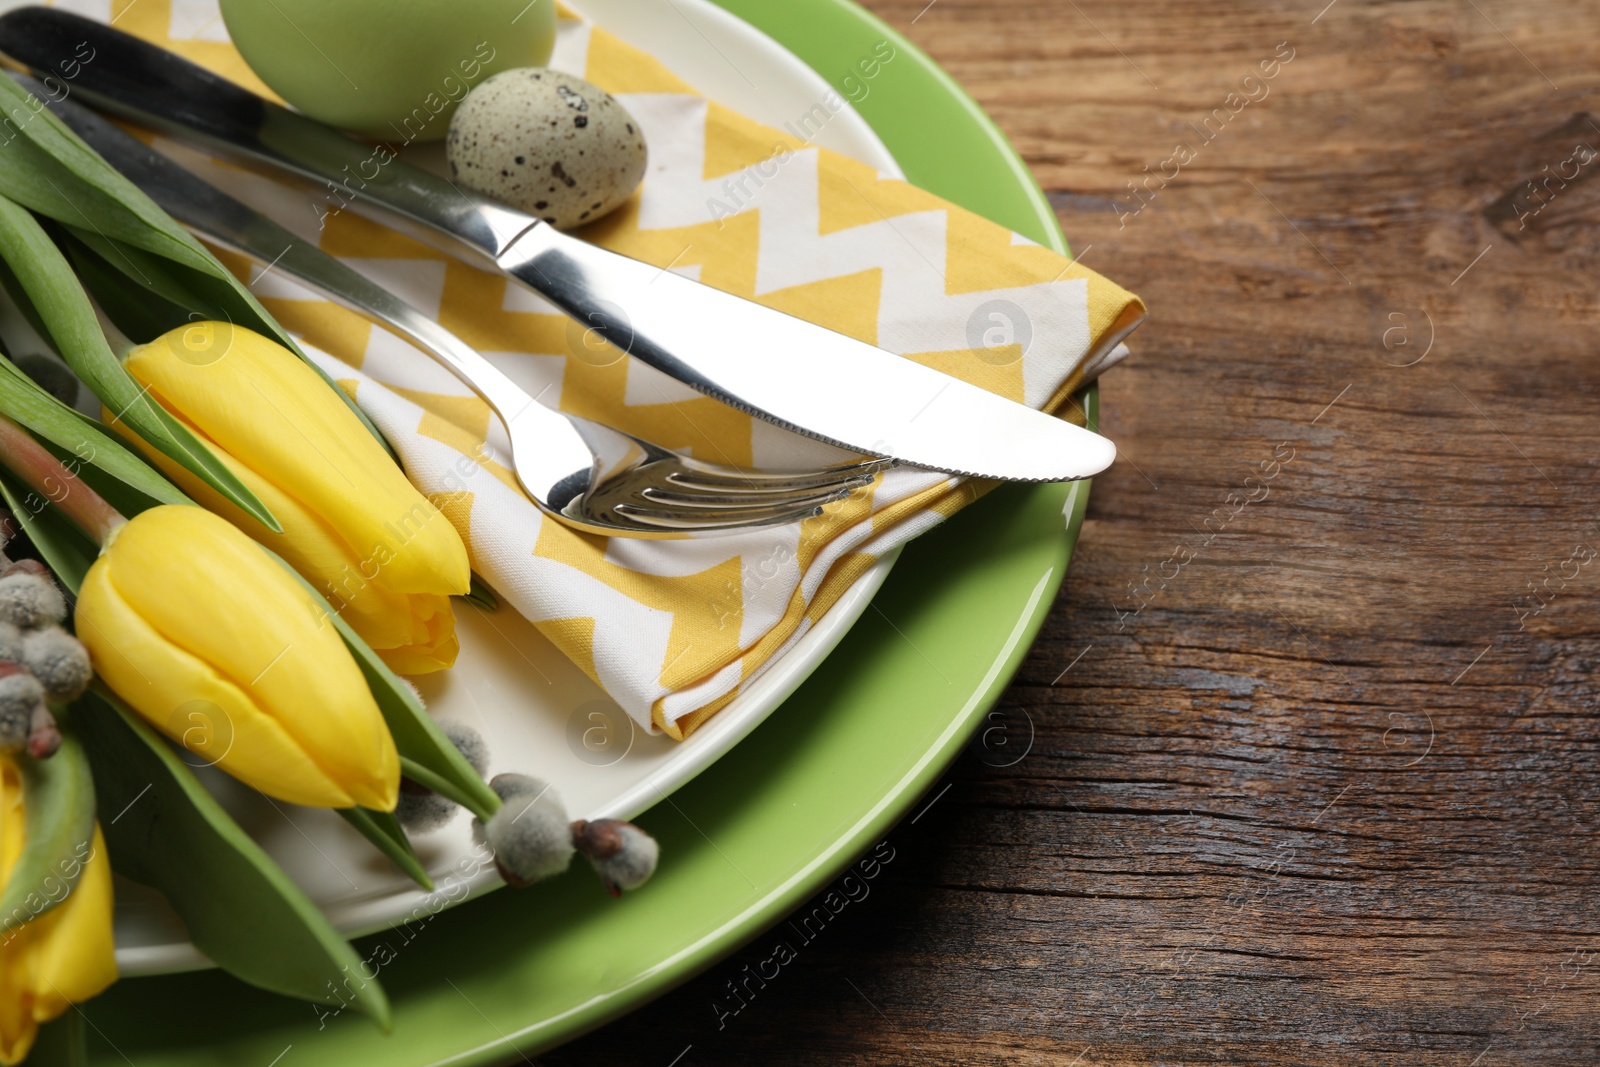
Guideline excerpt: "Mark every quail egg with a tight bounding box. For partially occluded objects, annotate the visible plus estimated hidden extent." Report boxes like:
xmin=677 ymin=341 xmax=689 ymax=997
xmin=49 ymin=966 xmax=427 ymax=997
xmin=446 ymin=69 xmax=648 ymax=230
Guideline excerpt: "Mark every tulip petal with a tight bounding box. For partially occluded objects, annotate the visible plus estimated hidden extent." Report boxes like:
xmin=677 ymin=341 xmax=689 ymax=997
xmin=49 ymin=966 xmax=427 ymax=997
xmin=1 ymin=754 xmax=23 ymax=889
xmin=0 ymin=761 xmax=25 ymax=1067
xmin=23 ymin=826 xmax=117 ymax=1021
xmin=376 ymin=594 xmax=460 ymax=675
xmin=125 ymin=326 xmax=469 ymax=596
xmin=0 ymin=949 xmax=26 ymax=1066
xmin=0 ymin=761 xmax=33 ymax=1064
xmin=76 ymin=559 xmax=358 ymax=808
xmin=0 ymin=765 xmax=115 ymax=1066
xmin=109 ymin=412 xmax=459 ymax=672
xmin=77 ymin=507 xmax=399 ymax=811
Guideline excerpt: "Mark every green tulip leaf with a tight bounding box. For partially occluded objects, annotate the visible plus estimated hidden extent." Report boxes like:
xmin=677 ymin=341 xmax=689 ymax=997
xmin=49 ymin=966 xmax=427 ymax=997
xmin=340 ymin=807 xmax=433 ymax=891
xmin=56 ymin=228 xmax=194 ymax=344
xmin=0 ymin=255 xmax=58 ymax=357
xmin=0 ymin=74 xmax=395 ymax=459
xmin=350 ymin=648 xmax=501 ymax=823
xmin=64 ymin=226 xmax=235 ymax=327
xmin=0 ymin=77 xmax=216 ymax=270
xmin=0 ymin=353 xmax=190 ymax=514
xmin=0 ymin=725 xmax=96 ymax=935
xmin=75 ymin=689 xmax=393 ymax=1029
xmin=264 ymin=549 xmax=501 ymax=821
xmin=0 ymin=195 xmax=282 ymax=533
xmin=62 ymin=226 xmax=396 ymax=459
xmin=0 ymin=469 xmax=98 ymax=595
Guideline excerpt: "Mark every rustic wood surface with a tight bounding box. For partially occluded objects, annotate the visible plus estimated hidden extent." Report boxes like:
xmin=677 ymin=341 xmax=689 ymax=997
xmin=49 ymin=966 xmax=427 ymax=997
xmin=546 ymin=1 xmax=1600 ymax=1063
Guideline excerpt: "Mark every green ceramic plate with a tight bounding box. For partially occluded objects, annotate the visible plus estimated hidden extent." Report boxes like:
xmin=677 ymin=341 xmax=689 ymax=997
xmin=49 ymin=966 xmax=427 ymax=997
xmin=72 ymin=1 xmax=1091 ymax=1062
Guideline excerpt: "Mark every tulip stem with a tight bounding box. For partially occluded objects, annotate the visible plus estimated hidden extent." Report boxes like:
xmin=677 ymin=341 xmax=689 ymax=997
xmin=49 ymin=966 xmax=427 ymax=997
xmin=0 ymin=413 xmax=126 ymax=546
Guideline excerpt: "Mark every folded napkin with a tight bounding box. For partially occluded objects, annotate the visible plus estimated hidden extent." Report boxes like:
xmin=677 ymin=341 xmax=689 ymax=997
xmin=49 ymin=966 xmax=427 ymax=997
xmin=117 ymin=3 xmax=1144 ymax=739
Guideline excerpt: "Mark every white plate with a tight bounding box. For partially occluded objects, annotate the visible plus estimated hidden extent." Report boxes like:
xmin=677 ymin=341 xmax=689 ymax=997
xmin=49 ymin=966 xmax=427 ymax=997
xmin=107 ymin=0 xmax=906 ymax=975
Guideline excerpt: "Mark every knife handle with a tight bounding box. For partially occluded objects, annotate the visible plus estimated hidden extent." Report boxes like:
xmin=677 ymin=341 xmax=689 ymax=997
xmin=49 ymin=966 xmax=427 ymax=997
xmin=0 ymin=5 xmax=535 ymax=260
xmin=35 ymin=79 xmax=524 ymax=420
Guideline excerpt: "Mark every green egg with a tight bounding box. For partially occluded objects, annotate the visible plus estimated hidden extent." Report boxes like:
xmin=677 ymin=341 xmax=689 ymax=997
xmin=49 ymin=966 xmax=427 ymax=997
xmin=218 ymin=0 xmax=557 ymax=141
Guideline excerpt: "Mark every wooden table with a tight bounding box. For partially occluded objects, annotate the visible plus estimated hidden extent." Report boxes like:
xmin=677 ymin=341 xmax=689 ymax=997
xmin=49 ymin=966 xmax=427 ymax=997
xmin=548 ymin=1 xmax=1600 ymax=1062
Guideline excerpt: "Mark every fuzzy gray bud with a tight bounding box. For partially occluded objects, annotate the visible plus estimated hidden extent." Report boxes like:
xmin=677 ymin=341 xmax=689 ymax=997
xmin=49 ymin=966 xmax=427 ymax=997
xmin=21 ymin=627 xmax=92 ymax=701
xmin=0 ymin=621 xmax=23 ymax=664
xmin=477 ymin=774 xmax=574 ymax=886
xmin=394 ymin=722 xmax=493 ymax=834
xmin=394 ymin=788 xmax=456 ymax=834
xmin=444 ymin=721 xmax=491 ymax=777
xmin=572 ymin=819 xmax=660 ymax=896
xmin=0 ymin=667 xmax=45 ymax=754
xmin=0 ymin=572 xmax=66 ymax=628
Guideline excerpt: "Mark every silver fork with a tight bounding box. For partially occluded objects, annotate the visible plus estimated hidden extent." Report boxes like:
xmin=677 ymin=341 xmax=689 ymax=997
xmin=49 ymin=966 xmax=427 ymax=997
xmin=54 ymin=94 xmax=888 ymax=537
xmin=272 ymin=252 xmax=889 ymax=536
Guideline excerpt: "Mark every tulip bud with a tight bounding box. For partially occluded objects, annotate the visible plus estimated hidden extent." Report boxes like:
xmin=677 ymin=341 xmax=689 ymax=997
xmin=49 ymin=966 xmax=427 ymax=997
xmin=0 ymin=757 xmax=117 ymax=1064
xmin=75 ymin=505 xmax=400 ymax=810
xmin=477 ymin=774 xmax=574 ymax=886
xmin=108 ymin=323 xmax=472 ymax=675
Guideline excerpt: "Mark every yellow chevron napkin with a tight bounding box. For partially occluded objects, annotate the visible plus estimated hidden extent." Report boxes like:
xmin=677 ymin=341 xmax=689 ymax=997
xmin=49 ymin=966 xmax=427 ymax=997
xmin=112 ymin=1 xmax=1144 ymax=739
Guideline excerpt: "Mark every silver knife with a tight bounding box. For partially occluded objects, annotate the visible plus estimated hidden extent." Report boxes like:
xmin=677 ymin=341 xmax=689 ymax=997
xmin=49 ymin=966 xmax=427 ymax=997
xmin=0 ymin=6 xmax=1119 ymax=482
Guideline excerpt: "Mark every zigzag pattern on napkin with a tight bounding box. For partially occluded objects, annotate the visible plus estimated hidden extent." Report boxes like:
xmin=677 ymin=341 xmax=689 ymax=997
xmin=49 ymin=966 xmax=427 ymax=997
xmin=102 ymin=0 xmax=1143 ymax=738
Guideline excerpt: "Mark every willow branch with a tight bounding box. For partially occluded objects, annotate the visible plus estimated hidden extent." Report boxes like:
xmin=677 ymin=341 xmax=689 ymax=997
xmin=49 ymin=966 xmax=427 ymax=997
xmin=0 ymin=412 xmax=125 ymax=545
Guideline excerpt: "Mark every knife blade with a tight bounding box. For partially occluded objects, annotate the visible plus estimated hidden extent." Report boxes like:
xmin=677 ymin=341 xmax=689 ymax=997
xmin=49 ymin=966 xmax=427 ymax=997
xmin=0 ymin=6 xmax=1120 ymax=482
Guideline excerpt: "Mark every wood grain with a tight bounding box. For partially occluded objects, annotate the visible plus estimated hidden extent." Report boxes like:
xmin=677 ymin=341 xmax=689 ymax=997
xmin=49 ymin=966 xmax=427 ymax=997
xmin=545 ymin=1 xmax=1600 ymax=1062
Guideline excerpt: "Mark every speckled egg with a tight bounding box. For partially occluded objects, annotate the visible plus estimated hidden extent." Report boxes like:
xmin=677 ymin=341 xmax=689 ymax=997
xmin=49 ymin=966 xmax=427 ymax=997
xmin=446 ymin=69 xmax=648 ymax=230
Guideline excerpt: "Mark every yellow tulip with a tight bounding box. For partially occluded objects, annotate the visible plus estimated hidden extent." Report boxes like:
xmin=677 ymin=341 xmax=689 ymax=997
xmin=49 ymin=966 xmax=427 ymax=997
xmin=108 ymin=321 xmax=471 ymax=674
xmin=75 ymin=505 xmax=400 ymax=810
xmin=0 ymin=756 xmax=117 ymax=1067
